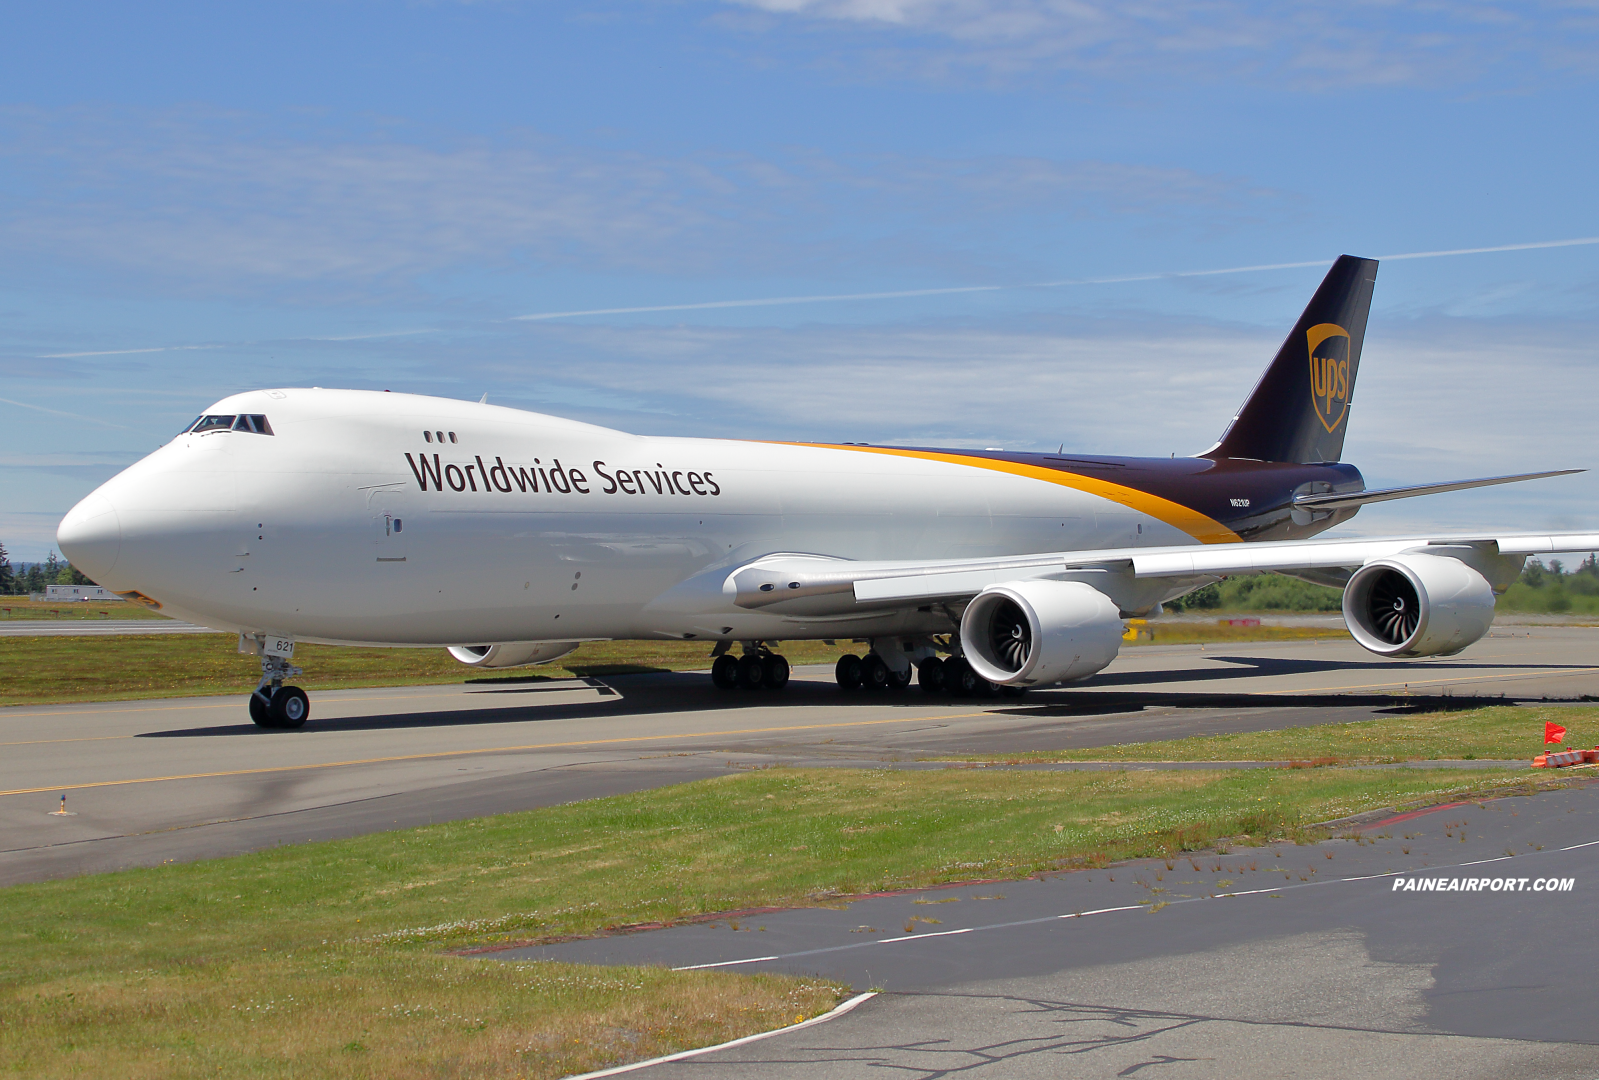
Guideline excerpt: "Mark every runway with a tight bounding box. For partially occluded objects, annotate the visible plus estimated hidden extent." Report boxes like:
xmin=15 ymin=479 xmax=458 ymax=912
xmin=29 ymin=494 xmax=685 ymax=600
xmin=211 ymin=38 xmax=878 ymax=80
xmin=0 ymin=618 xmax=211 ymax=636
xmin=514 ymin=783 xmax=1599 ymax=1079
xmin=2 ymin=626 xmax=1596 ymax=886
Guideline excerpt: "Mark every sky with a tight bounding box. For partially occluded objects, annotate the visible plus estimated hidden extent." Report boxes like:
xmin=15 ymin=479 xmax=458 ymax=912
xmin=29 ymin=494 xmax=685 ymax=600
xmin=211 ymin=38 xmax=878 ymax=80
xmin=2 ymin=0 xmax=1597 ymax=561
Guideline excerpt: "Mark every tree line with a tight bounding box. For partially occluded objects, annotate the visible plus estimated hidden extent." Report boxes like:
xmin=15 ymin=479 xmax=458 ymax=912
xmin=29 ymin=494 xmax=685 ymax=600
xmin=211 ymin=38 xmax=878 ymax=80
xmin=1162 ymin=554 xmax=1599 ymax=615
xmin=0 ymin=542 xmax=97 ymax=596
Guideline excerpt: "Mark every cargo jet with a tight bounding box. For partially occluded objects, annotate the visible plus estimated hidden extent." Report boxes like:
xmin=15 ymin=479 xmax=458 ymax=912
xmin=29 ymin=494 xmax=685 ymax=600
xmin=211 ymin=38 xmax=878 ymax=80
xmin=57 ymin=256 xmax=1596 ymax=728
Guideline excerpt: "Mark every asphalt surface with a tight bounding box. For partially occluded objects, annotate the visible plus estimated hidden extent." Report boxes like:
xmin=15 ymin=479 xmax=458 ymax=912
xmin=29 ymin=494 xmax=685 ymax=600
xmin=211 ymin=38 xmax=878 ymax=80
xmin=2 ymin=627 xmax=1596 ymax=887
xmin=510 ymin=783 xmax=1599 ymax=1079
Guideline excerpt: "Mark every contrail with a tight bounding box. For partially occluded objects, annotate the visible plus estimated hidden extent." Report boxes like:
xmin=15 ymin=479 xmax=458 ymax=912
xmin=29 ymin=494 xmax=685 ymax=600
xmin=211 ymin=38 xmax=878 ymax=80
xmin=510 ymin=235 xmax=1599 ymax=322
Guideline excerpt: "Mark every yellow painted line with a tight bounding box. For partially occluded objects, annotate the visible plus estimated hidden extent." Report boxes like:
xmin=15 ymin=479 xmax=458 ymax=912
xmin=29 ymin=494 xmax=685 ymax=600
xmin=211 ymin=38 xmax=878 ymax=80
xmin=0 ymin=734 xmax=133 ymax=748
xmin=1261 ymin=666 xmax=1599 ymax=695
xmin=792 ymin=443 xmax=1241 ymax=545
xmin=0 ymin=709 xmax=996 ymax=798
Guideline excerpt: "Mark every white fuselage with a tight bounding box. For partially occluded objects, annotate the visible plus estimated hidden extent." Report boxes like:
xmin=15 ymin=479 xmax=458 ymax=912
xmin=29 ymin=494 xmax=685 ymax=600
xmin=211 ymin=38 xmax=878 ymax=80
xmin=61 ymin=388 xmax=1208 ymax=647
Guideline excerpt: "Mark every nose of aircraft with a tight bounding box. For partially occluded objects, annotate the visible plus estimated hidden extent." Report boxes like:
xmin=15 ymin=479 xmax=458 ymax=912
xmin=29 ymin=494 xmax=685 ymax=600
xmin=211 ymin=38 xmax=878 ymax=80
xmin=57 ymin=490 xmax=122 ymax=583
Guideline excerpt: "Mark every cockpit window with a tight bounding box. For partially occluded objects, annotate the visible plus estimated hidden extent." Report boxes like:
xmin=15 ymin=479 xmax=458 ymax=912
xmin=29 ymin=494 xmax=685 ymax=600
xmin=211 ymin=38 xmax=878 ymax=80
xmin=184 ymin=414 xmax=274 ymax=435
xmin=232 ymin=414 xmax=274 ymax=435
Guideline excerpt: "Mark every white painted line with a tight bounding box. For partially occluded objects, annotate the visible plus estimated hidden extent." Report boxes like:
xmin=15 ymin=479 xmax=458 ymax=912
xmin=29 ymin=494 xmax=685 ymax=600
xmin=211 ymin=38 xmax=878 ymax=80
xmin=872 ymin=927 xmax=973 ymax=945
xmin=639 ymin=836 xmax=1597 ymax=978
xmin=1058 ymin=905 xmax=1145 ymax=918
xmin=674 ymin=954 xmax=779 ymax=971
xmin=560 ymin=991 xmax=878 ymax=1079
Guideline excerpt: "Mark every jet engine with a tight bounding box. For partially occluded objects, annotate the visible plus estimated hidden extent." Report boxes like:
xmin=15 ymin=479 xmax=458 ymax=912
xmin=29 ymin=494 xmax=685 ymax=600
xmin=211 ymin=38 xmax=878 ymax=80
xmin=446 ymin=641 xmax=582 ymax=668
xmin=1342 ymin=552 xmax=1495 ymax=658
xmin=960 ymin=579 xmax=1123 ymax=687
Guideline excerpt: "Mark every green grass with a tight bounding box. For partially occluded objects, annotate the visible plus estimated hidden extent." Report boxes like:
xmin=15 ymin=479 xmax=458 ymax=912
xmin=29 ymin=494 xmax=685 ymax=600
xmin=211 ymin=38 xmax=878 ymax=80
xmin=943 ymin=704 xmax=1599 ymax=765
xmin=0 ymin=598 xmax=171 ymax=620
xmin=1125 ymin=622 xmax=1349 ymax=646
xmin=0 ymin=764 xmax=1561 ymax=1078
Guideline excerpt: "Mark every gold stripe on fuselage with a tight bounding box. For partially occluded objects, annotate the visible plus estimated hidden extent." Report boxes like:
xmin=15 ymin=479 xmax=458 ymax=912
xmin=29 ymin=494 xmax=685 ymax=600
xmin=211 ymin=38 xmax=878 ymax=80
xmin=793 ymin=444 xmax=1242 ymax=545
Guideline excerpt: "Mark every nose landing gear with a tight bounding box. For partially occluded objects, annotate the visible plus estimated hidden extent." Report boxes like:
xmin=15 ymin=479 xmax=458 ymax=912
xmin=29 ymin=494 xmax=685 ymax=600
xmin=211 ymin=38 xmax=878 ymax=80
xmin=250 ymin=652 xmax=310 ymax=729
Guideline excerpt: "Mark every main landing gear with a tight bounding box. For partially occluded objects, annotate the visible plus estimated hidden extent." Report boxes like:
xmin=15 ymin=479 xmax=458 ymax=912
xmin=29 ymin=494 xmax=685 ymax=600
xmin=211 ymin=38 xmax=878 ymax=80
xmin=836 ymin=652 xmax=1026 ymax=698
xmin=250 ymin=652 xmax=311 ymax=729
xmin=833 ymin=652 xmax=913 ymax=691
xmin=711 ymin=643 xmax=791 ymax=691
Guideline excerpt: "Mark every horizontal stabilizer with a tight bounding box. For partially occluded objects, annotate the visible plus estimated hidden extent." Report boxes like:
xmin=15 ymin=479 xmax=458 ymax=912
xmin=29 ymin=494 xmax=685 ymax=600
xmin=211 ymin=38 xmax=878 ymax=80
xmin=1292 ymin=470 xmax=1583 ymax=511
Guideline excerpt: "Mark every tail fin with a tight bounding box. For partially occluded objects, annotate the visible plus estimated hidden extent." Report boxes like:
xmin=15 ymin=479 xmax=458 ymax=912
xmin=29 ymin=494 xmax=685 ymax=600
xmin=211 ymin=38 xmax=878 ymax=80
xmin=1205 ymin=254 xmax=1379 ymax=463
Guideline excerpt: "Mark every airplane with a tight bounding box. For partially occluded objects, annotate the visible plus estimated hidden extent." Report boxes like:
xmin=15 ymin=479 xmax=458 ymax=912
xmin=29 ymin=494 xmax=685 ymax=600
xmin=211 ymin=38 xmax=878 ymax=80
xmin=57 ymin=255 xmax=1597 ymax=729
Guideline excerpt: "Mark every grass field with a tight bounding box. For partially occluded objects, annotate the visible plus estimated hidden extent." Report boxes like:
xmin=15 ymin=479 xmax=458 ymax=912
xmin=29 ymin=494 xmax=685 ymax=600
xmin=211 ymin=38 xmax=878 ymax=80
xmin=0 ymin=598 xmax=171 ymax=620
xmin=0 ymin=622 xmax=1356 ymax=708
xmin=944 ymin=704 xmax=1599 ymax=765
xmin=0 ymin=759 xmax=1558 ymax=1079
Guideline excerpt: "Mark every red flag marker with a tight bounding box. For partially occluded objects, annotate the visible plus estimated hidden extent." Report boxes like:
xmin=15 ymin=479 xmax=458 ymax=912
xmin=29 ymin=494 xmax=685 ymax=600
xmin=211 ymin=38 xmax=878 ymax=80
xmin=1545 ymin=721 xmax=1568 ymax=745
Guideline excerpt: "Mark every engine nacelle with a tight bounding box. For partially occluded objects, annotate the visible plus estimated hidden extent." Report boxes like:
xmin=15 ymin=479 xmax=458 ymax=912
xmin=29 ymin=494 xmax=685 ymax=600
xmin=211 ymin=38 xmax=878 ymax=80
xmin=1342 ymin=552 xmax=1495 ymax=658
xmin=446 ymin=641 xmax=582 ymax=669
xmin=960 ymin=579 xmax=1123 ymax=687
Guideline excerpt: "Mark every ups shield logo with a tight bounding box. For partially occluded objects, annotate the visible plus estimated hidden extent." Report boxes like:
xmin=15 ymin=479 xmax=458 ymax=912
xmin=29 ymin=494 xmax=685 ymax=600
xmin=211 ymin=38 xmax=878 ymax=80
xmin=1306 ymin=323 xmax=1352 ymax=433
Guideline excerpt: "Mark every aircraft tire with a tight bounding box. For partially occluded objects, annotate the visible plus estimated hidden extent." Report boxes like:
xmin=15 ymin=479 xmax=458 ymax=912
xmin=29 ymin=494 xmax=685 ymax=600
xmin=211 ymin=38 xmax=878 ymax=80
xmin=917 ymin=657 xmax=945 ymax=692
xmin=270 ymin=686 xmax=310 ymax=729
xmin=711 ymin=654 xmax=740 ymax=690
xmin=888 ymin=663 xmax=913 ymax=689
xmin=762 ymin=653 xmax=790 ymax=690
xmin=835 ymin=654 xmax=864 ymax=690
xmin=248 ymin=692 xmax=274 ymax=728
xmin=945 ymin=658 xmax=979 ymax=697
xmin=736 ymin=653 xmax=766 ymax=690
xmin=861 ymin=653 xmax=891 ymax=690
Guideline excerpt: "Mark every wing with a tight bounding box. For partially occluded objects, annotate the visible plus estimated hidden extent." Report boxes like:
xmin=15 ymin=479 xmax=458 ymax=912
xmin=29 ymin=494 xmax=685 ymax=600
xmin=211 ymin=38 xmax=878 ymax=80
xmin=727 ymin=531 xmax=1599 ymax=613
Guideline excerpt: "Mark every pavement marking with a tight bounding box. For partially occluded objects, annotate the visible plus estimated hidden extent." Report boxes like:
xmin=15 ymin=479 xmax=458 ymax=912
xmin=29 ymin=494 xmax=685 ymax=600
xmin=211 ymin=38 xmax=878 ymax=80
xmin=563 ymin=991 xmax=878 ymax=1080
xmin=662 ymin=838 xmax=1594 ymax=972
xmin=1261 ymin=666 xmax=1599 ymax=695
xmin=0 ymin=734 xmax=136 ymax=748
xmin=0 ymin=709 xmax=996 ymax=798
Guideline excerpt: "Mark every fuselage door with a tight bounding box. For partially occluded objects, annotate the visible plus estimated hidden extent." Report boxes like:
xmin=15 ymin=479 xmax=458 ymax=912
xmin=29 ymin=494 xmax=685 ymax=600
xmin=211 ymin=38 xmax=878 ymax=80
xmin=368 ymin=487 xmax=408 ymax=563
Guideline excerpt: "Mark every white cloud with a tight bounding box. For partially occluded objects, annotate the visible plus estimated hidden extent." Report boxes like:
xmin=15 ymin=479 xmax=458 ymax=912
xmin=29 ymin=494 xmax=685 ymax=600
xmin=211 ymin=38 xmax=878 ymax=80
xmin=0 ymin=109 xmax=1276 ymax=293
xmin=474 ymin=311 xmax=1599 ymax=534
xmin=719 ymin=0 xmax=1599 ymax=86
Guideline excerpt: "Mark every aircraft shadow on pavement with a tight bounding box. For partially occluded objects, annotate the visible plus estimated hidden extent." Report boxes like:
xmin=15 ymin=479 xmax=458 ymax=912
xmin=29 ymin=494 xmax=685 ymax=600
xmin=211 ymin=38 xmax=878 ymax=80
xmin=1088 ymin=653 xmax=1597 ymax=688
xmin=130 ymin=660 xmax=1530 ymax=739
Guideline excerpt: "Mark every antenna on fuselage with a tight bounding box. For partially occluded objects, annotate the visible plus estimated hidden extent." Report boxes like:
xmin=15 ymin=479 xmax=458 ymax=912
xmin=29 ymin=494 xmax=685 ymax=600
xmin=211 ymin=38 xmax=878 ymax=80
xmin=479 ymin=393 xmax=489 ymax=404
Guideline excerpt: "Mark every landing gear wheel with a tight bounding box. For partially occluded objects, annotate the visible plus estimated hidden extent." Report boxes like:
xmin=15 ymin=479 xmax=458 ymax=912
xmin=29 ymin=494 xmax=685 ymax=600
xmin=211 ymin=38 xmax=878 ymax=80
xmin=270 ymin=686 xmax=310 ymax=729
xmin=861 ymin=653 xmax=891 ymax=690
xmin=736 ymin=653 xmax=766 ymax=690
xmin=945 ymin=658 xmax=980 ymax=697
xmin=711 ymin=654 xmax=740 ymax=690
xmin=888 ymin=663 xmax=913 ymax=690
xmin=917 ymin=657 xmax=945 ymax=693
xmin=249 ymin=692 xmax=273 ymax=728
xmin=1000 ymin=684 xmax=1028 ymax=698
xmin=761 ymin=653 xmax=790 ymax=690
xmin=835 ymin=654 xmax=864 ymax=690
